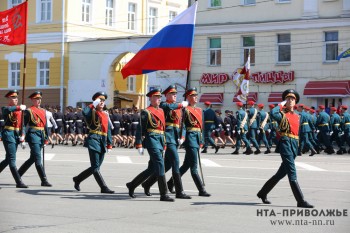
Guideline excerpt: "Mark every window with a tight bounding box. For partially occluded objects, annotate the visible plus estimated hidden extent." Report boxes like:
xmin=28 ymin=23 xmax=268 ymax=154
xmin=10 ymin=62 xmax=20 ymax=87
xmin=10 ymin=0 xmax=22 ymax=7
xmin=39 ymin=61 xmax=49 ymax=86
xmin=210 ymin=0 xmax=221 ymax=7
xmin=82 ymin=0 xmax=92 ymax=23
xmin=209 ymin=38 xmax=221 ymax=66
xmin=148 ymin=7 xmax=158 ymax=34
xmin=105 ymin=0 xmax=113 ymax=26
xmin=243 ymin=36 xmax=255 ymax=64
xmin=277 ymin=33 xmax=291 ymax=63
xmin=169 ymin=11 xmax=177 ymax=22
xmin=40 ymin=0 xmax=52 ymax=22
xmin=325 ymin=31 xmax=338 ymax=61
xmin=243 ymin=0 xmax=256 ymax=5
xmin=127 ymin=76 xmax=135 ymax=92
xmin=128 ymin=3 xmax=136 ymax=30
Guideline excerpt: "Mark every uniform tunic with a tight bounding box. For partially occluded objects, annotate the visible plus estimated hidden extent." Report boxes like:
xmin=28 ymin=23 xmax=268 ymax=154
xmin=235 ymin=108 xmax=250 ymax=150
xmin=203 ymin=108 xmax=216 ymax=148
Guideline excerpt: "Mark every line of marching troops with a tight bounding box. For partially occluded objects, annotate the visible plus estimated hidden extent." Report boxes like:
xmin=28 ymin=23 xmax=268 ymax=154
xmin=201 ymin=100 xmax=350 ymax=156
xmin=1 ymin=86 xmax=337 ymax=208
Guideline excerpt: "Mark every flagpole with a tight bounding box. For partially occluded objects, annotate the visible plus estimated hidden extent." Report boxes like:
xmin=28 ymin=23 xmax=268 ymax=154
xmin=20 ymin=0 xmax=28 ymax=136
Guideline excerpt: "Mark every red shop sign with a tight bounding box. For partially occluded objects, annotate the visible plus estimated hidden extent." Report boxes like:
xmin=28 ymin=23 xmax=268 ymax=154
xmin=251 ymin=71 xmax=294 ymax=84
xmin=200 ymin=73 xmax=229 ymax=84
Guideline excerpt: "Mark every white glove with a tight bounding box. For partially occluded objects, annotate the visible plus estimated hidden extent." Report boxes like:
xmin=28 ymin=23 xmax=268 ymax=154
xmin=21 ymin=142 xmax=26 ymax=149
xmin=19 ymin=135 xmax=25 ymax=142
xmin=329 ymin=131 xmax=333 ymax=136
xmin=267 ymin=129 xmax=271 ymax=133
xmin=121 ymin=128 xmax=125 ymax=131
xmin=138 ymin=148 xmax=144 ymax=155
xmin=107 ymin=149 xmax=112 ymax=153
xmin=237 ymin=130 xmax=241 ymax=134
xmin=232 ymin=130 xmax=235 ymax=134
xmin=66 ymin=125 xmax=69 ymax=128
xmin=257 ymin=130 xmax=260 ymax=134
xmin=20 ymin=105 xmax=26 ymax=110
xmin=316 ymin=130 xmax=320 ymax=133
xmin=93 ymin=98 xmax=101 ymax=108
xmin=55 ymin=126 xmax=58 ymax=129
xmin=178 ymin=138 xmax=184 ymax=145
xmin=181 ymin=101 xmax=188 ymax=108
xmin=280 ymin=100 xmax=287 ymax=106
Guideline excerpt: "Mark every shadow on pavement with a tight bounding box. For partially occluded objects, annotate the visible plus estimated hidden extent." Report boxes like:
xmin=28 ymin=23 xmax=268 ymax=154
xmin=191 ymin=201 xmax=295 ymax=208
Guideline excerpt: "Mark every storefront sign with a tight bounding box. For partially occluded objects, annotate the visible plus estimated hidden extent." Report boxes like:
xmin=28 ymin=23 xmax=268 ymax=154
xmin=252 ymin=71 xmax=294 ymax=84
xmin=200 ymin=73 xmax=229 ymax=84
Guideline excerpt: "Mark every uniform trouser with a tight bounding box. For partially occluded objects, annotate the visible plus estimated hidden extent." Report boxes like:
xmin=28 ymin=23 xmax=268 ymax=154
xmin=298 ymin=132 xmax=314 ymax=153
xmin=164 ymin=144 xmax=180 ymax=174
xmin=258 ymin=131 xmax=270 ymax=149
xmin=19 ymin=143 xmax=43 ymax=173
xmin=270 ymin=151 xmax=298 ymax=183
xmin=319 ymin=129 xmax=332 ymax=148
xmin=146 ymin=148 xmax=165 ymax=176
xmin=331 ymin=130 xmax=344 ymax=149
xmin=249 ymin=128 xmax=260 ymax=150
xmin=344 ymin=130 xmax=350 ymax=148
xmin=235 ymin=131 xmax=250 ymax=150
xmin=88 ymin=149 xmax=105 ymax=173
xmin=0 ymin=141 xmax=18 ymax=171
xmin=268 ymin=130 xmax=278 ymax=147
xmin=178 ymin=147 xmax=199 ymax=176
xmin=203 ymin=125 xmax=216 ymax=148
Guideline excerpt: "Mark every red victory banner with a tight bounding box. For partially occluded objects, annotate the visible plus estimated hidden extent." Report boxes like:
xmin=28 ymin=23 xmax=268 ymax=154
xmin=0 ymin=2 xmax=27 ymax=45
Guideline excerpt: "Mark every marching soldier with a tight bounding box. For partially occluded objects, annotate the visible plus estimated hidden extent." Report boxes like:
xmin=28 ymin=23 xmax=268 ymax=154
xmin=126 ymin=88 xmax=174 ymax=202
xmin=223 ymin=110 xmax=236 ymax=148
xmin=256 ymin=104 xmax=271 ymax=154
xmin=329 ymin=107 xmax=345 ymax=154
xmin=247 ymin=101 xmax=261 ymax=154
xmin=72 ymin=92 xmax=114 ymax=194
xmin=340 ymin=105 xmax=350 ymax=153
xmin=267 ymin=104 xmax=278 ymax=149
xmin=232 ymin=102 xmax=252 ymax=155
xmin=53 ymin=106 xmax=64 ymax=145
xmin=0 ymin=90 xmax=28 ymax=188
xmin=111 ymin=107 xmax=123 ymax=147
xmin=257 ymin=89 xmax=313 ymax=208
xmin=202 ymin=101 xmax=220 ymax=153
xmin=167 ymin=87 xmax=211 ymax=197
xmin=317 ymin=105 xmax=334 ymax=154
xmin=18 ymin=91 xmax=52 ymax=187
xmin=73 ymin=107 xmax=85 ymax=146
xmin=141 ymin=85 xmax=191 ymax=199
xmin=297 ymin=104 xmax=317 ymax=156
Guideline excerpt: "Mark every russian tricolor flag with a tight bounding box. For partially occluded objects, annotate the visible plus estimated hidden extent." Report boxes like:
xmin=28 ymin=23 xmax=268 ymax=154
xmin=121 ymin=2 xmax=198 ymax=79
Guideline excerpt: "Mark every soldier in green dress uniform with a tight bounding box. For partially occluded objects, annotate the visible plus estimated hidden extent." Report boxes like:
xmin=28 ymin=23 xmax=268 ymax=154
xmin=201 ymin=101 xmax=220 ymax=153
xmin=126 ymin=88 xmax=174 ymax=202
xmin=141 ymin=85 xmax=191 ymax=199
xmin=167 ymin=87 xmax=211 ymax=197
xmin=18 ymin=91 xmax=52 ymax=187
xmin=0 ymin=90 xmax=28 ymax=188
xmin=72 ymin=91 xmax=114 ymax=194
xmin=257 ymin=89 xmax=313 ymax=208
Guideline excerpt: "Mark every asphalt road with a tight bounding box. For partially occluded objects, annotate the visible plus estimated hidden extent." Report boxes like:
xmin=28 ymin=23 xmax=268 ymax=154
xmin=0 ymin=144 xmax=349 ymax=233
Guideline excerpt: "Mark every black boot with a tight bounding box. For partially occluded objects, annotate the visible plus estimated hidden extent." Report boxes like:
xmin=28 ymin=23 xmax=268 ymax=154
xmin=158 ymin=175 xmax=174 ymax=202
xmin=336 ymin=149 xmax=344 ymax=155
xmin=231 ymin=149 xmax=239 ymax=155
xmin=245 ymin=148 xmax=253 ymax=155
xmin=264 ymin=148 xmax=271 ymax=154
xmin=126 ymin=170 xmax=148 ymax=198
xmin=289 ymin=180 xmax=314 ymax=208
xmin=93 ymin=171 xmax=114 ymax=194
xmin=73 ymin=168 xmax=93 ymax=191
xmin=141 ymin=174 xmax=157 ymax=196
xmin=0 ymin=161 xmax=7 ymax=173
xmin=10 ymin=167 xmax=28 ymax=188
xmin=35 ymin=165 xmax=52 ymax=187
xmin=167 ymin=177 xmax=175 ymax=194
xmin=254 ymin=149 xmax=261 ymax=155
xmin=215 ymin=145 xmax=220 ymax=154
xmin=201 ymin=147 xmax=208 ymax=153
xmin=309 ymin=148 xmax=317 ymax=156
xmin=191 ymin=173 xmax=211 ymax=197
xmin=257 ymin=176 xmax=280 ymax=204
xmin=173 ymin=173 xmax=191 ymax=199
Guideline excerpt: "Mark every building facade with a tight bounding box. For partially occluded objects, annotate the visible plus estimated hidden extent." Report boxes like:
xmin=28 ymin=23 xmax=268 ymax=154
xmin=191 ymin=0 xmax=350 ymax=110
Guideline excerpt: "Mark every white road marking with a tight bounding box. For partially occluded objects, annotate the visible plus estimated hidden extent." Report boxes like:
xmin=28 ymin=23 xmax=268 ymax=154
xmin=116 ymin=156 xmax=132 ymax=164
xmin=295 ymin=162 xmax=326 ymax=171
xmin=44 ymin=153 xmax=55 ymax=160
xmin=201 ymin=159 xmax=222 ymax=167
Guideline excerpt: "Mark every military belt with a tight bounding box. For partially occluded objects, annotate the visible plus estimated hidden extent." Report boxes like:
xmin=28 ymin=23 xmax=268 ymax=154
xmin=56 ymin=119 xmax=62 ymax=121
xmin=205 ymin=121 xmax=214 ymax=123
xmin=166 ymin=123 xmax=180 ymax=128
xmin=280 ymin=132 xmax=299 ymax=140
xmin=76 ymin=120 xmax=82 ymax=122
xmin=4 ymin=126 xmax=19 ymax=131
xmin=186 ymin=127 xmax=201 ymax=132
xmin=147 ymin=129 xmax=164 ymax=134
xmin=318 ymin=124 xmax=329 ymax=127
xmin=113 ymin=121 xmax=120 ymax=123
xmin=302 ymin=123 xmax=309 ymax=125
xmin=30 ymin=126 xmax=44 ymax=130
xmin=89 ymin=129 xmax=107 ymax=136
xmin=333 ymin=124 xmax=340 ymax=126
xmin=345 ymin=123 xmax=350 ymax=125
xmin=132 ymin=122 xmax=139 ymax=124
